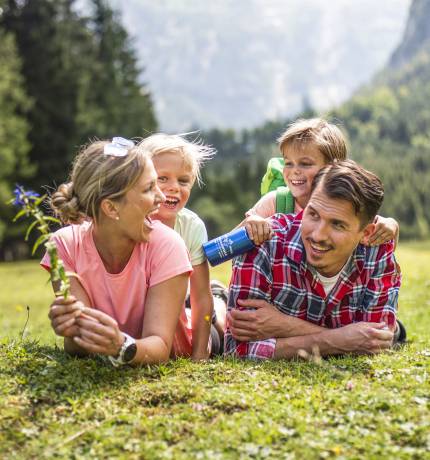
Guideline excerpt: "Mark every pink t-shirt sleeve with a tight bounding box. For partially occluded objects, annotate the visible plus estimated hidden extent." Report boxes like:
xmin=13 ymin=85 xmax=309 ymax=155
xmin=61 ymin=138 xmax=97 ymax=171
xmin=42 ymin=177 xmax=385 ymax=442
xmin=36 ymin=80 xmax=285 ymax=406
xmin=40 ymin=226 xmax=76 ymax=273
xmin=146 ymin=221 xmax=193 ymax=287
xmin=245 ymin=191 xmax=277 ymax=218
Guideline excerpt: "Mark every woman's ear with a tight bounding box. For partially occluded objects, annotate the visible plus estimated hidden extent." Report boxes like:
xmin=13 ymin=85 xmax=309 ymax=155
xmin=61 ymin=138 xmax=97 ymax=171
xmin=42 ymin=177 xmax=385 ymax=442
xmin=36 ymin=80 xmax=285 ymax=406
xmin=100 ymin=198 xmax=120 ymax=221
xmin=360 ymin=222 xmax=376 ymax=245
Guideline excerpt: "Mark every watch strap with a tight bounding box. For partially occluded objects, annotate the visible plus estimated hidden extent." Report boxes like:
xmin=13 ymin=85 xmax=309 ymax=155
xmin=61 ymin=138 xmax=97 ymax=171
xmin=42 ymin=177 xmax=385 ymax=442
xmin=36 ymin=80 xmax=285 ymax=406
xmin=108 ymin=333 xmax=136 ymax=367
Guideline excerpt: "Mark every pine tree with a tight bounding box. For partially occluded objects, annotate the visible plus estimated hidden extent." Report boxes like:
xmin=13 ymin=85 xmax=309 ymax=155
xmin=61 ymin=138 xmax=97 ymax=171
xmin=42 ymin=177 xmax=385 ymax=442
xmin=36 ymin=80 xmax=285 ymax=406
xmin=1 ymin=0 xmax=157 ymax=191
xmin=76 ymin=0 xmax=157 ymax=141
xmin=0 ymin=17 xmax=33 ymax=248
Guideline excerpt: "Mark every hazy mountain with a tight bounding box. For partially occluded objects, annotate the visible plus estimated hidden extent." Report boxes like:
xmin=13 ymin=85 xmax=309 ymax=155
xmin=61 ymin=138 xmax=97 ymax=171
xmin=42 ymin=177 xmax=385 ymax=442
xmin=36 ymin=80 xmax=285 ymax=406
xmin=108 ymin=0 xmax=410 ymax=131
xmin=389 ymin=0 xmax=430 ymax=68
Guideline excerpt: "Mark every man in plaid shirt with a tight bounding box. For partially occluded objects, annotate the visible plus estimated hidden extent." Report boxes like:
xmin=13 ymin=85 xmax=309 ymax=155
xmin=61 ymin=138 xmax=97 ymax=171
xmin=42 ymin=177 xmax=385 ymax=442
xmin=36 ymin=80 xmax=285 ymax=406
xmin=225 ymin=160 xmax=402 ymax=360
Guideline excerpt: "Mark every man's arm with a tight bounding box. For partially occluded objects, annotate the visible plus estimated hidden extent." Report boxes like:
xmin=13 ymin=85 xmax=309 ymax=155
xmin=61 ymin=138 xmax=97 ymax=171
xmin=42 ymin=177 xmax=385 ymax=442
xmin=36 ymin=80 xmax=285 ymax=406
xmin=274 ymin=322 xmax=394 ymax=359
xmin=228 ymin=298 xmax=324 ymax=342
xmin=272 ymin=243 xmax=401 ymax=359
xmin=360 ymin=242 xmax=401 ymax=329
xmin=224 ymin=242 xmax=279 ymax=360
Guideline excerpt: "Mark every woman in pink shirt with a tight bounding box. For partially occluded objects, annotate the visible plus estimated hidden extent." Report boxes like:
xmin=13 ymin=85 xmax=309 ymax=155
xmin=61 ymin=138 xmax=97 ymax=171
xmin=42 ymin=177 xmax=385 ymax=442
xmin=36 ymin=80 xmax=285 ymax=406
xmin=43 ymin=137 xmax=193 ymax=366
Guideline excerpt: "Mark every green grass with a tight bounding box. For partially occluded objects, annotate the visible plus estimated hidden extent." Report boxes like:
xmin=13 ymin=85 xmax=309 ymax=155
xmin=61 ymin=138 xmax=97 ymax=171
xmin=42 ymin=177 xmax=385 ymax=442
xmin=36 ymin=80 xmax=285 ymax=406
xmin=1 ymin=243 xmax=429 ymax=459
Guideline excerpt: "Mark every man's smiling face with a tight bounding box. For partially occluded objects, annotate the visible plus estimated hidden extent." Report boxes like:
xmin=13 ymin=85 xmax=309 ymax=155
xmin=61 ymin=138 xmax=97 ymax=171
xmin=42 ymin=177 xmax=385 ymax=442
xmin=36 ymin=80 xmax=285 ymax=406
xmin=301 ymin=183 xmax=375 ymax=277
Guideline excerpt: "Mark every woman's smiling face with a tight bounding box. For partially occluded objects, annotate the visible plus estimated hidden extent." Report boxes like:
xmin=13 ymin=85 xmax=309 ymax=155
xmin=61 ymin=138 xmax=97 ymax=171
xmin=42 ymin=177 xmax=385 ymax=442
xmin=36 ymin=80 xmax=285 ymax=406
xmin=282 ymin=145 xmax=327 ymax=208
xmin=116 ymin=159 xmax=165 ymax=242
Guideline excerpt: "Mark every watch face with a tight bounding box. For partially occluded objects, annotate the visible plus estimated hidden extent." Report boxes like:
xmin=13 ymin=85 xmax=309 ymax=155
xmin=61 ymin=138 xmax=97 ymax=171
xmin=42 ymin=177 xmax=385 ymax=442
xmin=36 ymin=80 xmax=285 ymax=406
xmin=123 ymin=343 xmax=137 ymax=362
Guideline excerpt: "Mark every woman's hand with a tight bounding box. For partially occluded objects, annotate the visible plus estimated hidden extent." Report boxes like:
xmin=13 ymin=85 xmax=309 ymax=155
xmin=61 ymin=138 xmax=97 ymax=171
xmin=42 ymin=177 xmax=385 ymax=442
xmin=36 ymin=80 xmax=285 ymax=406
xmin=244 ymin=215 xmax=273 ymax=245
xmin=48 ymin=295 xmax=84 ymax=337
xmin=74 ymin=308 xmax=125 ymax=356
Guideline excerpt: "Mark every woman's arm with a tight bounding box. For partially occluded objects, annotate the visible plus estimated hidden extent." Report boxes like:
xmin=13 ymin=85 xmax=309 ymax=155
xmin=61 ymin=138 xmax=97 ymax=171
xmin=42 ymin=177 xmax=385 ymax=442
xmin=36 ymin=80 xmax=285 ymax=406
xmin=51 ymin=272 xmax=189 ymax=365
xmin=49 ymin=277 xmax=93 ymax=356
xmin=189 ymin=261 xmax=213 ymax=360
xmin=136 ymin=272 xmax=189 ymax=364
xmin=71 ymin=273 xmax=189 ymax=365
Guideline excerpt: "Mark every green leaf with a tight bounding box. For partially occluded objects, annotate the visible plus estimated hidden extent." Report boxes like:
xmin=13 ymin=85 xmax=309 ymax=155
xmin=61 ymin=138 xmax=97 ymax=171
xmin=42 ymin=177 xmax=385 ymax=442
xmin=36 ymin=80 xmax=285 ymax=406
xmin=34 ymin=194 xmax=47 ymax=206
xmin=12 ymin=209 xmax=28 ymax=222
xmin=32 ymin=234 xmax=49 ymax=255
xmin=43 ymin=216 xmax=61 ymax=224
xmin=25 ymin=220 xmax=39 ymax=241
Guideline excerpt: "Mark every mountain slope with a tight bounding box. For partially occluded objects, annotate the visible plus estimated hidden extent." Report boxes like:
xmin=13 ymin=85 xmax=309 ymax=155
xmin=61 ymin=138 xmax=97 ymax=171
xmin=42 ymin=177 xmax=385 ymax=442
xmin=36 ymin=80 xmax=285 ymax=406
xmin=109 ymin=0 xmax=409 ymax=130
xmin=331 ymin=0 xmax=430 ymax=238
xmin=389 ymin=0 xmax=430 ymax=68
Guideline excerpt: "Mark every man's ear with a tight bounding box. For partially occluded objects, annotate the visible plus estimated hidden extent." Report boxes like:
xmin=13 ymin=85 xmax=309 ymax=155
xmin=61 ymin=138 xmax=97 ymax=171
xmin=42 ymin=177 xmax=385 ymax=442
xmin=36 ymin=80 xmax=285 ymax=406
xmin=360 ymin=222 xmax=376 ymax=245
xmin=100 ymin=198 xmax=119 ymax=220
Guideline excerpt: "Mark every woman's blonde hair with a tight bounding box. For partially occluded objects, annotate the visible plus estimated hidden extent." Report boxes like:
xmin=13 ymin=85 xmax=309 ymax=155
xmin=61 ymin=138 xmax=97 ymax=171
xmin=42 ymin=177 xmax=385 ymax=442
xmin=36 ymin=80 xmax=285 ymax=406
xmin=277 ymin=118 xmax=347 ymax=163
xmin=138 ymin=133 xmax=215 ymax=186
xmin=51 ymin=139 xmax=148 ymax=224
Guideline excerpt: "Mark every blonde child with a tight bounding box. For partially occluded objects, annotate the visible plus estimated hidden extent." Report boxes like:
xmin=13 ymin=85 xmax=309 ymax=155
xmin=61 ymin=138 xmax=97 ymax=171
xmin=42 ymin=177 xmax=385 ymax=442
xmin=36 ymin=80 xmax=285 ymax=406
xmin=138 ymin=134 xmax=226 ymax=360
xmin=243 ymin=118 xmax=399 ymax=246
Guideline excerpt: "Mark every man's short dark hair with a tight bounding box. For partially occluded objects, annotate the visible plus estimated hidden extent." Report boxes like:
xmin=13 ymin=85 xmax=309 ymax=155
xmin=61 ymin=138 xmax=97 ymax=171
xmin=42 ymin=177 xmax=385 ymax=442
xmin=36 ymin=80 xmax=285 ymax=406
xmin=311 ymin=160 xmax=384 ymax=227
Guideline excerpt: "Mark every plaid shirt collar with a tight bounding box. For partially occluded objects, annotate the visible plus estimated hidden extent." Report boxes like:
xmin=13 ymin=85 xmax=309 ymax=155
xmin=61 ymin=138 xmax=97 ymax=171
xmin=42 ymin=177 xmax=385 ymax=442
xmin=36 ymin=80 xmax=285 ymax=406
xmin=281 ymin=211 xmax=367 ymax=279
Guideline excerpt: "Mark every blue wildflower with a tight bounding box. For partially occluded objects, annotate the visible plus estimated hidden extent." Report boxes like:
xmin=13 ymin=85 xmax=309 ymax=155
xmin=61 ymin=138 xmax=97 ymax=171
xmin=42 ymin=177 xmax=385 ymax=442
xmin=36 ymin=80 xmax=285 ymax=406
xmin=13 ymin=185 xmax=40 ymax=207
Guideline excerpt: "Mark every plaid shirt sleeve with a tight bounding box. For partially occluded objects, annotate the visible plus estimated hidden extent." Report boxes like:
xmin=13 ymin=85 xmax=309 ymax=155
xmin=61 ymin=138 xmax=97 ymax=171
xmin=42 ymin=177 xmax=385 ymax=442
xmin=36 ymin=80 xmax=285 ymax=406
xmin=224 ymin=241 xmax=277 ymax=360
xmin=361 ymin=241 xmax=401 ymax=328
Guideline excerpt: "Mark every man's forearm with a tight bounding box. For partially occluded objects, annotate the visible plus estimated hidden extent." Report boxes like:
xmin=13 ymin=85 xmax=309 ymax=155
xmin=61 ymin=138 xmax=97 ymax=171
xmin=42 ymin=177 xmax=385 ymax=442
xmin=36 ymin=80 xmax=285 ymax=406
xmin=273 ymin=314 xmax=325 ymax=338
xmin=274 ymin=329 xmax=348 ymax=359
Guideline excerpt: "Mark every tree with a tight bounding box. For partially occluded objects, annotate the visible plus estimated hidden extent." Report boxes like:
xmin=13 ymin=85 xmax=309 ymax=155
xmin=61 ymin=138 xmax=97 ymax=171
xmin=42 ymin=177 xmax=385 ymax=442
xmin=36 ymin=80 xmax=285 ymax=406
xmin=76 ymin=0 xmax=157 ymax=141
xmin=1 ymin=0 xmax=157 ymax=191
xmin=0 ymin=21 xmax=33 ymax=251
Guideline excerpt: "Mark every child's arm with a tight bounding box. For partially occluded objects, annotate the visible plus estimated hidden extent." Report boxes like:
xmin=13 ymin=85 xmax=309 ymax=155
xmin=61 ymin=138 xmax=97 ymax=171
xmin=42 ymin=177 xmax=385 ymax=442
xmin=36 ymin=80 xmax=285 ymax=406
xmin=243 ymin=214 xmax=273 ymax=245
xmin=189 ymin=261 xmax=213 ymax=360
xmin=368 ymin=216 xmax=400 ymax=249
xmin=234 ymin=192 xmax=276 ymax=245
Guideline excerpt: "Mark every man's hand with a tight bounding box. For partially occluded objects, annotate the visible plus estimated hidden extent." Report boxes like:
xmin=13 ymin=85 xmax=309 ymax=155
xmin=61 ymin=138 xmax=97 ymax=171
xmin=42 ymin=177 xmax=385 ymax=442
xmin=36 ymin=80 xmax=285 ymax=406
xmin=328 ymin=322 xmax=394 ymax=354
xmin=74 ymin=308 xmax=125 ymax=356
xmin=229 ymin=298 xmax=282 ymax=341
xmin=48 ymin=295 xmax=84 ymax=337
xmin=244 ymin=215 xmax=273 ymax=245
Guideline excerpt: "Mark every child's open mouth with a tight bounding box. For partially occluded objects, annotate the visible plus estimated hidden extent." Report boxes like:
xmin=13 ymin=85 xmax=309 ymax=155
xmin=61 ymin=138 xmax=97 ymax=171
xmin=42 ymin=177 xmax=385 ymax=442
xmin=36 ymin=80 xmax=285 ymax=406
xmin=163 ymin=197 xmax=179 ymax=210
xmin=290 ymin=179 xmax=306 ymax=186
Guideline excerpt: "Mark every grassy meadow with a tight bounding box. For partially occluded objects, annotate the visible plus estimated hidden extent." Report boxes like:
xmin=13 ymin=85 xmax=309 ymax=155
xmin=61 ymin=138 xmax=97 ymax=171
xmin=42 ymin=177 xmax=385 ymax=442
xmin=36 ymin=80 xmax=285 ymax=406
xmin=0 ymin=242 xmax=429 ymax=459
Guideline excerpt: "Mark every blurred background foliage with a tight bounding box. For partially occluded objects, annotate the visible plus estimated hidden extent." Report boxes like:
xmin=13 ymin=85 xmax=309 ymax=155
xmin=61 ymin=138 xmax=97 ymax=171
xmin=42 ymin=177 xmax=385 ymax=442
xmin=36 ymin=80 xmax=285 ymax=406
xmin=0 ymin=0 xmax=429 ymax=258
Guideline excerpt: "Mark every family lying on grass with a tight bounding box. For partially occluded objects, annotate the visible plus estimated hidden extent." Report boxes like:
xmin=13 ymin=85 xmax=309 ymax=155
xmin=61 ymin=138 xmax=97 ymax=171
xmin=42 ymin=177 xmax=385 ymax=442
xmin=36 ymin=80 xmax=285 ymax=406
xmin=44 ymin=118 xmax=405 ymax=366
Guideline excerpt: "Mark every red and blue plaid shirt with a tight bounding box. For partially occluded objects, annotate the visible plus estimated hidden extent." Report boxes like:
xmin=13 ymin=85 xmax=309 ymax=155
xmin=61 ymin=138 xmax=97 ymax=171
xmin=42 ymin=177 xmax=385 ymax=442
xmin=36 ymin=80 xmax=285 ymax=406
xmin=224 ymin=212 xmax=401 ymax=360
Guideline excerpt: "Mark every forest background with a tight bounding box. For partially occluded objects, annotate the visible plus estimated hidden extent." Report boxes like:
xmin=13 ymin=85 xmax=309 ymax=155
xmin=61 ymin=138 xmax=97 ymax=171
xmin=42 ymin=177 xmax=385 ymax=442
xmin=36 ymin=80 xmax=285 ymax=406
xmin=0 ymin=0 xmax=429 ymax=260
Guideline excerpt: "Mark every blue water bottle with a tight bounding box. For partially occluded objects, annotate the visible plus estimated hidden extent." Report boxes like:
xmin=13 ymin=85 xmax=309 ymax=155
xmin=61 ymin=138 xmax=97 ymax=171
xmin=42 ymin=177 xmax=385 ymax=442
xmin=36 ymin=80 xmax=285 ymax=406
xmin=203 ymin=227 xmax=256 ymax=266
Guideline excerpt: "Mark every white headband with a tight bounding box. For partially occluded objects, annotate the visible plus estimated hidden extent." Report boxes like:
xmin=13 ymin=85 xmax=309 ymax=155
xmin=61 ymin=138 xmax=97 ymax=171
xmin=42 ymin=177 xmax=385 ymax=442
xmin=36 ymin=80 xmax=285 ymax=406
xmin=104 ymin=137 xmax=135 ymax=157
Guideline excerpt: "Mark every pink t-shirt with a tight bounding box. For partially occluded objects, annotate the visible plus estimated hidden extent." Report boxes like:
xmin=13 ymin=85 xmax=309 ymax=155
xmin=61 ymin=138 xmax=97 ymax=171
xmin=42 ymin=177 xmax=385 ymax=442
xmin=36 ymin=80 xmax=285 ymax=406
xmin=41 ymin=220 xmax=193 ymax=357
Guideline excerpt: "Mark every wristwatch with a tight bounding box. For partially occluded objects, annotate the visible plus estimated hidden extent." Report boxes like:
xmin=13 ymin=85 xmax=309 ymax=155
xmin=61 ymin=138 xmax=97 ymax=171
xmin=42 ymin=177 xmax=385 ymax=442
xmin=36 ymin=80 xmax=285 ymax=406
xmin=108 ymin=333 xmax=137 ymax=367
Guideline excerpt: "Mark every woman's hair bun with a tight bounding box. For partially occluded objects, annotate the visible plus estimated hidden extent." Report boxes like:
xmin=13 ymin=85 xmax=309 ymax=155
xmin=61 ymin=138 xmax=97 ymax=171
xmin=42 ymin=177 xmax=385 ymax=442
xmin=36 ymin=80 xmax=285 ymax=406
xmin=50 ymin=182 xmax=84 ymax=224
